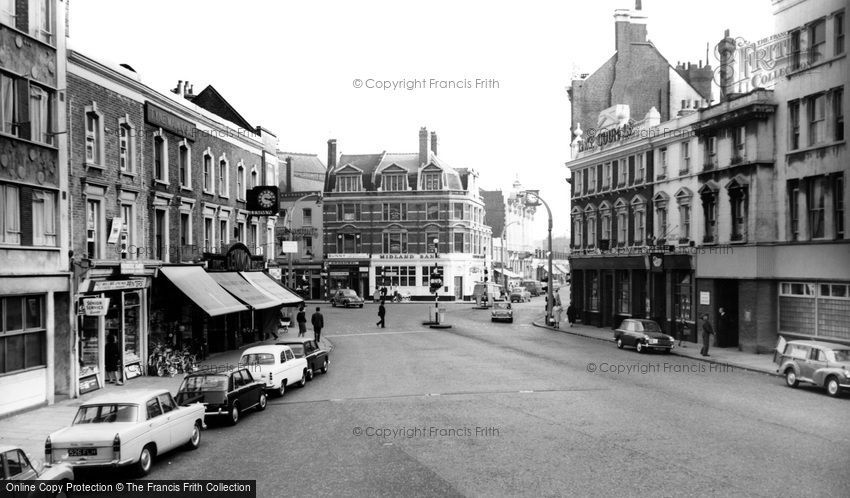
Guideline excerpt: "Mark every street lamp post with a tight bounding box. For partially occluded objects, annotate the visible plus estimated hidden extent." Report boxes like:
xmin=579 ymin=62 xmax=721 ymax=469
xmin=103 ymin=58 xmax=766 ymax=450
xmin=519 ymin=190 xmax=555 ymax=326
xmin=281 ymin=192 xmax=322 ymax=289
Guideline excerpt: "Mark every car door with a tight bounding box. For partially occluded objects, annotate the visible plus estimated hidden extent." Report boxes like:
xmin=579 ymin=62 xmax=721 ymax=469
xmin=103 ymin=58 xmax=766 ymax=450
xmin=2 ymin=449 xmax=39 ymax=480
xmin=795 ymin=346 xmax=815 ymax=382
xmin=233 ymin=370 xmax=252 ymax=408
xmin=158 ymin=393 xmax=187 ymax=451
xmin=239 ymin=368 xmax=262 ymax=406
xmin=145 ymin=397 xmax=171 ymax=452
xmin=304 ymin=341 xmax=317 ymax=371
xmin=284 ymin=348 xmax=298 ymax=383
xmin=808 ymin=348 xmax=829 ymax=385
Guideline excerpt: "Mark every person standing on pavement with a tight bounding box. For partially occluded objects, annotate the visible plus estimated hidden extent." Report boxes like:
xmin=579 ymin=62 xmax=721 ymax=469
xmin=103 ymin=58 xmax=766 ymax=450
xmin=105 ymin=334 xmax=123 ymax=385
xmin=717 ymin=307 xmax=731 ymax=347
xmin=296 ymin=304 xmax=307 ymax=337
xmin=377 ymin=299 xmax=386 ymax=328
xmin=566 ymin=304 xmax=576 ymax=327
xmin=311 ymin=307 xmax=324 ymax=344
xmin=700 ymin=313 xmax=715 ymax=357
xmin=552 ymin=295 xmax=563 ymax=329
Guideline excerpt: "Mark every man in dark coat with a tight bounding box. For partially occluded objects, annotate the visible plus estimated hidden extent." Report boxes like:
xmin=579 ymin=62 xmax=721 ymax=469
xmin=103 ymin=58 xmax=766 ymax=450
xmin=566 ymin=304 xmax=577 ymax=327
xmin=311 ymin=307 xmax=324 ymax=344
xmin=717 ymin=307 xmax=733 ymax=347
xmin=700 ymin=313 xmax=715 ymax=357
xmin=296 ymin=304 xmax=307 ymax=337
xmin=377 ymin=299 xmax=386 ymax=328
xmin=105 ymin=334 xmax=123 ymax=385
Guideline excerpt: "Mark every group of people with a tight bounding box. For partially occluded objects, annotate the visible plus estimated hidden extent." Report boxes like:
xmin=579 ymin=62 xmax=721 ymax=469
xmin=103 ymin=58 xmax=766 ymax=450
xmin=544 ymin=294 xmax=577 ymax=329
xmin=287 ymin=304 xmax=325 ymax=343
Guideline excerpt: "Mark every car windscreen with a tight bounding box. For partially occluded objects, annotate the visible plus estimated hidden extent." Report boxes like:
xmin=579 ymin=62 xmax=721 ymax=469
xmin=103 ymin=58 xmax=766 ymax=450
xmin=341 ymin=290 xmax=357 ymax=297
xmin=642 ymin=322 xmax=662 ymax=332
xmin=832 ymin=349 xmax=850 ymax=362
xmin=179 ymin=375 xmax=228 ymax=392
xmin=73 ymin=404 xmax=138 ymax=424
xmin=280 ymin=344 xmax=305 ymax=357
xmin=493 ymin=303 xmax=510 ymax=309
xmin=240 ymin=353 xmax=275 ymax=365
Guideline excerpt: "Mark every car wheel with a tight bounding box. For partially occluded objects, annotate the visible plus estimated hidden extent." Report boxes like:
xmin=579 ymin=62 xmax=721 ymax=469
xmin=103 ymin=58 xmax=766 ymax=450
xmin=321 ymin=358 xmax=329 ymax=374
xmin=331 ymin=301 xmax=336 ymax=307
xmin=228 ymin=403 xmax=240 ymax=426
xmin=635 ymin=341 xmax=645 ymax=353
xmin=616 ymin=338 xmax=624 ymax=349
xmin=785 ymin=369 xmax=799 ymax=388
xmin=134 ymin=444 xmax=154 ymax=477
xmin=491 ymin=318 xmax=495 ymax=322
xmin=663 ymin=348 xmax=672 ymax=354
xmin=278 ymin=381 xmax=286 ymax=397
xmin=509 ymin=318 xmax=514 ymax=323
xmin=825 ymin=376 xmax=841 ymax=397
xmin=257 ymin=392 xmax=267 ymax=411
xmin=299 ymin=370 xmax=307 ymax=388
xmin=359 ymin=304 xmax=364 ymax=308
xmin=185 ymin=421 xmax=201 ymax=450
xmin=307 ymin=368 xmax=314 ymax=381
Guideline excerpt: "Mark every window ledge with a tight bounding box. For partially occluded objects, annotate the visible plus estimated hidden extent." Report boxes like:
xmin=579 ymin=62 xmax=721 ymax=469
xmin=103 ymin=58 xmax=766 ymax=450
xmin=786 ymin=140 xmax=846 ymax=156
xmin=0 ymin=244 xmax=61 ymax=251
xmin=85 ymin=162 xmax=105 ymax=170
xmin=219 ymin=194 xmax=229 ymax=200
xmin=180 ymin=186 xmax=193 ymax=192
xmin=786 ymin=53 xmax=846 ymax=79
xmin=154 ymin=179 xmax=169 ymax=186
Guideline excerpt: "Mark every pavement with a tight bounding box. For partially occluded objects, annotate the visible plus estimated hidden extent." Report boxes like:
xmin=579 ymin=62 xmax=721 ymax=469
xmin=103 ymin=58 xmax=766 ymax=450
xmin=531 ymin=315 xmax=781 ymax=377
xmin=0 ymin=334 xmax=334 ymax=460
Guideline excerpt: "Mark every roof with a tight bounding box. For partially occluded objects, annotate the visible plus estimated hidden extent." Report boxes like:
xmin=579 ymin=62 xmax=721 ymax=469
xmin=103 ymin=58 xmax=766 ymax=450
xmin=331 ymin=150 xmax=464 ymax=191
xmin=189 ymin=85 xmax=254 ymax=131
xmin=279 ymin=152 xmax=327 ymax=193
xmin=81 ymin=388 xmax=171 ymax=406
xmin=785 ymin=340 xmax=850 ymax=350
xmin=275 ymin=338 xmax=314 ymax=346
xmin=242 ymin=344 xmax=291 ymax=354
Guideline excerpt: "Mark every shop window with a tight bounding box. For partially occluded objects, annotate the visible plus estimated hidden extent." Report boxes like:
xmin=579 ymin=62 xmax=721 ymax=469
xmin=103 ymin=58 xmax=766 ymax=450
xmin=673 ymin=273 xmax=692 ymax=322
xmin=79 ymin=315 xmax=99 ymax=378
xmin=588 ymin=273 xmax=599 ymax=311
xmin=0 ymin=295 xmax=46 ymax=374
xmin=617 ymin=271 xmax=630 ymax=314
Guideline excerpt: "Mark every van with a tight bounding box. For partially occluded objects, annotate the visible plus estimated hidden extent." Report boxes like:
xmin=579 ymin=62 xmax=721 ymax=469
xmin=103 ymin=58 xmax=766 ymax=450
xmin=520 ymin=280 xmax=544 ymax=296
xmin=472 ymin=282 xmax=504 ymax=306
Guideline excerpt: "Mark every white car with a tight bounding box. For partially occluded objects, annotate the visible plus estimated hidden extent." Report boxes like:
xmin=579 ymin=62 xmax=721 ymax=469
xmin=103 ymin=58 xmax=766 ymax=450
xmin=240 ymin=345 xmax=308 ymax=397
xmin=45 ymin=388 xmax=206 ymax=476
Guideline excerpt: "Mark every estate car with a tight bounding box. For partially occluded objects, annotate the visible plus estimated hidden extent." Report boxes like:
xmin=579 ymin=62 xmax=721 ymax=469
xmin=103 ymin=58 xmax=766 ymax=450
xmin=175 ymin=367 xmax=267 ymax=425
xmin=775 ymin=339 xmax=850 ymax=397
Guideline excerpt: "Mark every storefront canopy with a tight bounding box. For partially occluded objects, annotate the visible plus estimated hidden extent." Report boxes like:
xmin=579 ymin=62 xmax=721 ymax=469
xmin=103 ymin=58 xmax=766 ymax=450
xmin=495 ymin=268 xmax=522 ymax=279
xmin=159 ymin=266 xmax=248 ymax=317
xmin=240 ymin=271 xmax=304 ymax=307
xmin=555 ymin=264 xmax=570 ymax=275
xmin=209 ymin=272 xmax=281 ymax=310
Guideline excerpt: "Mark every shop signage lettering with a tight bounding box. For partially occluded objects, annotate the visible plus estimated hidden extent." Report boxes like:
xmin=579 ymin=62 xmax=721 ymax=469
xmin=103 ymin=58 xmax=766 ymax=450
xmin=328 ymin=253 xmax=369 ymax=259
xmin=577 ymin=122 xmax=636 ymax=152
xmin=329 ymin=271 xmax=349 ymax=276
xmin=376 ymin=254 xmax=440 ymax=260
xmin=78 ymin=374 xmax=100 ymax=394
xmin=92 ymin=280 xmax=145 ymax=292
xmin=120 ymin=262 xmax=144 ymax=275
xmin=145 ymin=102 xmax=196 ymax=140
xmin=82 ymin=297 xmax=110 ymax=316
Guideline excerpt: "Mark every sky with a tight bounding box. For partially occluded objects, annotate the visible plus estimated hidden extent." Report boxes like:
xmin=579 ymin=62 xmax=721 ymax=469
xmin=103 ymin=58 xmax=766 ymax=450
xmin=68 ymin=0 xmax=775 ymax=241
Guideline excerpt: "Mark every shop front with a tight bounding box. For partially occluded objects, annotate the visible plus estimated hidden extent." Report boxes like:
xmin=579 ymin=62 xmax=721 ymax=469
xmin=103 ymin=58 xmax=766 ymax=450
xmin=326 ymin=254 xmax=371 ymax=298
xmin=369 ymin=253 xmax=487 ymax=301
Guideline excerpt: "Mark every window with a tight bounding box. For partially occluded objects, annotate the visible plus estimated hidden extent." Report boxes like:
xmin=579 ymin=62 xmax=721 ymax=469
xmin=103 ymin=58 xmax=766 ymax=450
xmin=86 ymin=199 xmax=101 ymax=258
xmin=153 ymin=135 xmax=167 ymax=182
xmin=0 ymin=0 xmax=14 ymax=26
xmin=0 ymin=73 xmax=18 ymax=136
xmin=588 ymin=272 xmax=599 ymax=311
xmin=422 ymin=172 xmax=442 ymax=190
xmin=601 ymin=210 xmax=611 ymax=242
xmin=807 ymin=177 xmax=826 ymax=239
xmin=730 ymin=186 xmax=747 ymax=242
xmin=146 ymin=398 xmax=163 ymax=420
xmin=204 ymin=217 xmax=216 ymax=252
xmin=573 ymin=170 xmax=582 ymax=196
xmin=237 ymin=164 xmax=245 ymax=200
xmin=422 ymin=265 xmax=443 ymax=286
xmin=834 ymin=87 xmax=844 ymax=142
xmin=303 ymin=235 xmax=313 ymax=256
xmin=454 ymin=232 xmax=464 ymax=252
xmin=679 ymin=205 xmax=691 ymax=241
xmin=30 ymin=0 xmax=53 ymax=44
xmin=835 ymin=175 xmax=845 ymax=239
xmin=681 ymin=142 xmax=690 ymax=174
xmin=633 ymin=209 xmax=645 ymax=244
xmin=382 ymin=203 xmax=407 ymax=221
xmin=602 ymin=162 xmax=612 ymax=189
xmin=1 ymin=184 xmax=20 ymax=244
xmin=789 ymin=182 xmax=800 ymax=241
xmin=218 ymin=158 xmax=229 ymax=197
xmin=153 ymin=209 xmax=166 ymax=261
xmin=119 ymin=124 xmax=130 ymax=172
xmin=375 ymin=266 xmax=416 ymax=287
xmin=180 ymin=212 xmax=191 ymax=246
xmin=618 ymin=159 xmax=628 ymax=185
xmin=336 ymin=174 xmax=362 ymax=192
xmin=28 ymin=86 xmax=51 ymax=145
xmin=809 ymin=19 xmax=826 ymax=64
xmin=237 ymin=221 xmax=246 ymax=244
xmin=454 ymin=203 xmax=464 ymax=220
xmin=426 ymin=232 xmax=439 ymax=253
xmin=587 ymin=212 xmax=597 ymax=247
xmin=249 ymin=223 xmax=258 ymax=253
xmin=120 ymin=204 xmax=134 ymax=258
xmin=336 ymin=233 xmax=359 ymax=253
xmin=382 ymin=232 xmax=408 ymax=253
xmin=788 ymin=100 xmax=800 ymax=149
xmin=635 ymin=155 xmax=645 ymax=183
xmin=219 ymin=218 xmax=229 ymax=247
xmin=85 ymin=109 xmax=103 ymax=165
xmin=790 ymin=29 xmax=801 ymax=70
xmin=658 ymin=148 xmax=667 ymax=178
xmin=837 ymin=11 xmax=845 ymax=56
xmin=426 ymin=203 xmax=439 ymax=221
xmin=302 ymin=208 xmax=312 ymax=225
xmin=702 ymin=193 xmax=717 ymax=243
xmin=203 ymin=153 xmax=213 ymax=192
xmin=587 ymin=166 xmax=596 ymax=193
xmin=733 ymin=126 xmax=746 ymax=160
xmin=337 ymin=203 xmax=360 ymax=222
xmin=656 ymin=206 xmax=668 ymax=240
xmin=808 ymin=94 xmax=826 ymax=145
xmin=0 ymin=295 xmax=46 ymax=374
xmin=382 ymin=173 xmax=407 ymax=191
xmin=178 ymin=142 xmax=191 ymax=188
xmin=617 ymin=271 xmax=630 ymax=314
xmin=250 ymin=169 xmax=258 ymax=189
xmin=617 ymin=212 xmax=627 ymax=245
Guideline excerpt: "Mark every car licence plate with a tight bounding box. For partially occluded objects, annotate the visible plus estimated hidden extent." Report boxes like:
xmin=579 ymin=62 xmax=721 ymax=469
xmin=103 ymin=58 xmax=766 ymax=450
xmin=68 ymin=448 xmax=98 ymax=457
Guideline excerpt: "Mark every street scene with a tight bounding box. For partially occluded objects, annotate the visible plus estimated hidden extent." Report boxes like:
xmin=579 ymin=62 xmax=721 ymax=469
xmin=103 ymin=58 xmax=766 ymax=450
xmin=1 ymin=0 xmax=848 ymax=496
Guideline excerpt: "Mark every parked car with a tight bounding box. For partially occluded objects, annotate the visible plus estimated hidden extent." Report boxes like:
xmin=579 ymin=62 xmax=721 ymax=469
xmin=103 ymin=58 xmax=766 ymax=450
xmin=491 ymin=302 xmax=514 ymax=323
xmin=239 ymin=345 xmax=308 ymax=397
xmin=520 ymin=280 xmax=544 ymax=297
xmin=276 ymin=338 xmax=329 ymax=380
xmin=175 ymin=367 xmax=267 ymax=425
xmin=0 ymin=444 xmax=74 ymax=482
xmin=473 ymin=282 xmax=505 ymax=306
xmin=44 ymin=389 xmax=205 ymax=476
xmin=330 ymin=289 xmax=364 ymax=308
xmin=614 ymin=319 xmax=674 ymax=353
xmin=509 ymin=288 xmax=531 ymax=303
xmin=774 ymin=339 xmax=850 ymax=397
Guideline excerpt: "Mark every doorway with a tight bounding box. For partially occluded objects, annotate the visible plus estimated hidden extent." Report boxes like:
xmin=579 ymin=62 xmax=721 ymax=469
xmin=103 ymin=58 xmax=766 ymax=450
xmin=454 ymin=276 xmax=463 ymax=300
xmin=716 ymin=280 xmax=739 ymax=347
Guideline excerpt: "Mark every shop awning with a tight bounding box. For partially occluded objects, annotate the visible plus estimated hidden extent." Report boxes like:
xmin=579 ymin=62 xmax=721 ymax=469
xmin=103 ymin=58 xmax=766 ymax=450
xmin=159 ymin=266 xmax=248 ymax=317
xmin=495 ymin=268 xmax=522 ymax=279
xmin=209 ymin=272 xmax=281 ymax=310
xmin=240 ymin=271 xmax=304 ymax=307
xmin=555 ymin=264 xmax=570 ymax=275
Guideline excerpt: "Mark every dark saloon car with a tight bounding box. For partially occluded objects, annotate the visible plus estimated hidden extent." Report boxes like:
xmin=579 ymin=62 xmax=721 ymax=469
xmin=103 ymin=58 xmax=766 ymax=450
xmin=276 ymin=338 xmax=329 ymax=380
xmin=330 ymin=289 xmax=365 ymax=308
xmin=175 ymin=367 xmax=267 ymax=425
xmin=614 ymin=319 xmax=674 ymax=353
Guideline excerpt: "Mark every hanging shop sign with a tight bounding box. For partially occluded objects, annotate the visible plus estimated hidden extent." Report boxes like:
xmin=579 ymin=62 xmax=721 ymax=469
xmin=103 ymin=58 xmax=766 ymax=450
xmin=92 ymin=280 xmax=145 ymax=292
xmin=81 ymin=297 xmax=110 ymax=316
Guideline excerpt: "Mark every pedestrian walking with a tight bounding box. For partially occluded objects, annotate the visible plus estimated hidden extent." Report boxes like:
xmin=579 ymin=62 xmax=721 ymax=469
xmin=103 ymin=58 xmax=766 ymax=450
xmin=377 ymin=299 xmax=386 ymax=328
xmin=311 ymin=307 xmax=324 ymax=344
xmin=700 ymin=313 xmax=715 ymax=357
xmin=296 ymin=304 xmax=307 ymax=337
xmin=105 ymin=334 xmax=123 ymax=385
xmin=566 ymin=304 xmax=576 ymax=327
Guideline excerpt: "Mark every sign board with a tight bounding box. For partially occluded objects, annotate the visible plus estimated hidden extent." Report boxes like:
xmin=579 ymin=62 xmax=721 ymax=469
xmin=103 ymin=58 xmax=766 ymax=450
xmin=124 ymin=363 xmax=143 ymax=380
xmin=145 ymin=102 xmax=197 ymax=140
xmin=78 ymin=374 xmax=100 ymax=395
xmin=699 ymin=291 xmax=711 ymax=305
xmin=329 ymin=271 xmax=349 ymax=277
xmin=92 ymin=279 xmax=145 ymax=292
xmin=268 ymin=268 xmax=282 ymax=280
xmin=279 ymin=241 xmax=298 ymax=253
xmin=107 ymin=218 xmax=123 ymax=244
xmin=82 ymin=298 xmax=110 ymax=316
xmin=120 ymin=262 xmax=144 ymax=275
xmin=359 ymin=267 xmax=370 ymax=272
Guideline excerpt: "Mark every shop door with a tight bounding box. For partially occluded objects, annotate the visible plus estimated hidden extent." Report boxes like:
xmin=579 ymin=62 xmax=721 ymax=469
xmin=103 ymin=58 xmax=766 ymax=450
xmin=652 ymin=273 xmax=667 ymax=332
xmin=602 ymin=272 xmax=614 ymax=328
xmin=311 ymin=277 xmax=321 ymax=300
xmin=454 ymin=276 xmax=463 ymax=300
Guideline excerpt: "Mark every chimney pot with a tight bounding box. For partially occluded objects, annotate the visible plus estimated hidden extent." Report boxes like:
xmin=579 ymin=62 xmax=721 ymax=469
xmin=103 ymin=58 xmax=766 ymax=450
xmin=183 ymin=81 xmax=190 ymax=97
xmin=327 ymin=139 xmax=337 ymax=169
xmin=419 ymin=127 xmax=431 ymax=165
xmin=430 ymin=131 xmax=438 ymax=155
xmin=173 ymin=80 xmax=183 ymax=94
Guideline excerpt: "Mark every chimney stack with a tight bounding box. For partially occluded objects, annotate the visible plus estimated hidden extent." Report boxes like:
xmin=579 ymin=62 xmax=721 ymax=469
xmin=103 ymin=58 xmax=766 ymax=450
xmin=327 ymin=139 xmax=337 ymax=169
xmin=419 ymin=127 xmax=431 ymax=165
xmin=172 ymin=80 xmax=184 ymax=95
xmin=430 ymin=131 xmax=438 ymax=155
xmin=286 ymin=157 xmax=293 ymax=194
xmin=183 ymin=81 xmax=190 ymax=97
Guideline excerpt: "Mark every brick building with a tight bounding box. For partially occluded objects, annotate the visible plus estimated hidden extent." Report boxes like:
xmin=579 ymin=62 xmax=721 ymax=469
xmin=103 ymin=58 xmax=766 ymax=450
xmin=0 ymin=0 xmax=70 ymax=416
xmin=323 ymin=128 xmax=492 ymax=300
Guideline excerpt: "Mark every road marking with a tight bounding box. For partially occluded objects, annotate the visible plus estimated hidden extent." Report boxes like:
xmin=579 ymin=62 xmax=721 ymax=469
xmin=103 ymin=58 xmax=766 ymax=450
xmin=519 ymin=390 xmax=534 ymax=393
xmin=268 ymin=387 xmax=608 ymax=405
xmin=325 ymin=330 xmax=431 ymax=338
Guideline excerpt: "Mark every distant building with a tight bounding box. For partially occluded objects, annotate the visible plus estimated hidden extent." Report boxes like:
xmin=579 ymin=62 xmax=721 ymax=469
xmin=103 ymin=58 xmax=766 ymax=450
xmin=323 ymin=128 xmax=491 ymax=300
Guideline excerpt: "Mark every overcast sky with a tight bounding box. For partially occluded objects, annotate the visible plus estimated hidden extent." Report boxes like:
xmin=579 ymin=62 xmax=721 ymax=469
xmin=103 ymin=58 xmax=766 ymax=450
xmin=69 ymin=0 xmax=775 ymax=241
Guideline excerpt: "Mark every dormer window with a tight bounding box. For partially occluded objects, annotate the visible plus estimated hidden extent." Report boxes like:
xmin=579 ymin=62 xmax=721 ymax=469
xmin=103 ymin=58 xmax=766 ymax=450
xmin=336 ymin=174 xmax=362 ymax=192
xmin=382 ymin=173 xmax=407 ymax=191
xmin=422 ymin=172 xmax=442 ymax=190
